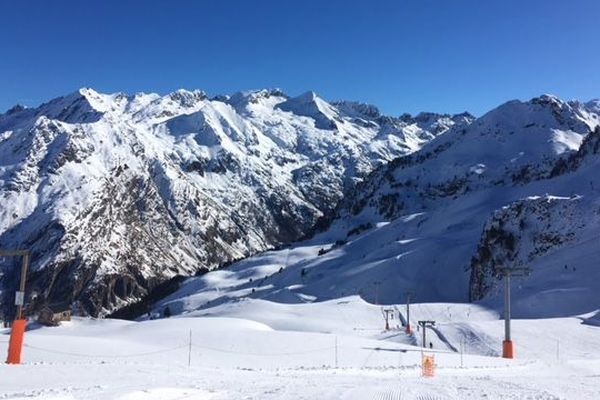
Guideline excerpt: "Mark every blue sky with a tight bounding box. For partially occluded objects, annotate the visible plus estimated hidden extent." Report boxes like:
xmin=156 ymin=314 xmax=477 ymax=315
xmin=1 ymin=0 xmax=599 ymax=116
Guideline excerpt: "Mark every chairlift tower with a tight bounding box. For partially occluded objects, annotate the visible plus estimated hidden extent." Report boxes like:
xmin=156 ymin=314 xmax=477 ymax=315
xmin=404 ymin=290 xmax=415 ymax=334
xmin=418 ymin=320 xmax=436 ymax=348
xmin=373 ymin=281 xmax=382 ymax=305
xmin=498 ymin=267 xmax=530 ymax=359
xmin=383 ymin=308 xmax=394 ymax=330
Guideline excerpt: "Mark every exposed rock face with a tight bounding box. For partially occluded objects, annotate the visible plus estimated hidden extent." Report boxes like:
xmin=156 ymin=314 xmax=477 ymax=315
xmin=0 ymin=88 xmax=467 ymax=316
xmin=469 ymin=196 xmax=585 ymax=301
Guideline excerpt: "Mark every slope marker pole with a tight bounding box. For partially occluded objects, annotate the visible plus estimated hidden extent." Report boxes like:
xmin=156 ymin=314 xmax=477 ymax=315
xmin=188 ymin=329 xmax=192 ymax=367
xmin=460 ymin=338 xmax=464 ymax=368
xmin=334 ymin=335 xmax=338 ymax=368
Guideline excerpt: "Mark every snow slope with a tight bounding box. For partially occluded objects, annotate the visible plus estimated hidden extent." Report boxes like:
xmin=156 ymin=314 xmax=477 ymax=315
xmin=0 ymin=88 xmax=469 ymax=316
xmin=1 ymin=297 xmax=599 ymax=399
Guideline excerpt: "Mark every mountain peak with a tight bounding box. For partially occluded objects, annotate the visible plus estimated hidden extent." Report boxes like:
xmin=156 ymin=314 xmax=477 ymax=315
xmin=78 ymin=87 xmax=100 ymax=97
xmin=454 ymin=111 xmax=475 ymax=120
xmin=30 ymin=87 xmax=109 ymax=123
xmin=5 ymin=104 xmax=27 ymax=115
xmin=276 ymin=91 xmax=339 ymax=130
xmin=530 ymin=93 xmax=564 ymax=108
xmin=295 ymin=90 xmax=319 ymax=103
xmin=227 ymin=88 xmax=288 ymax=108
xmin=76 ymin=87 xmax=113 ymax=111
xmin=167 ymin=89 xmax=208 ymax=107
xmin=331 ymin=101 xmax=381 ymax=120
xmin=585 ymin=99 xmax=600 ymax=112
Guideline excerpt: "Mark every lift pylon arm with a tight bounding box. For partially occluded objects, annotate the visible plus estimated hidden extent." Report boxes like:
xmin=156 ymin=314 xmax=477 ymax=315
xmin=0 ymin=250 xmax=29 ymax=257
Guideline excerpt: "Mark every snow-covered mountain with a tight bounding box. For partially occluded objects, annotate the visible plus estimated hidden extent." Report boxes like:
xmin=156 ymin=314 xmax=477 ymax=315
xmin=331 ymin=94 xmax=600 ymax=309
xmin=156 ymin=94 xmax=600 ymax=321
xmin=0 ymin=88 xmax=470 ymax=316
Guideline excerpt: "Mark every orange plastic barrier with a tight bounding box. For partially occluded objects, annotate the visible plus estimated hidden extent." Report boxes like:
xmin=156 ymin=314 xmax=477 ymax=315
xmin=502 ymin=340 xmax=514 ymax=359
xmin=422 ymin=354 xmax=435 ymax=377
xmin=6 ymin=320 xmax=27 ymax=364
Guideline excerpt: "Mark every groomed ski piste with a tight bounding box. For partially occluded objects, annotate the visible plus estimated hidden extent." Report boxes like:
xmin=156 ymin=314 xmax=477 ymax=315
xmin=2 ymin=235 xmax=600 ymax=399
xmin=1 ymin=301 xmax=599 ymax=399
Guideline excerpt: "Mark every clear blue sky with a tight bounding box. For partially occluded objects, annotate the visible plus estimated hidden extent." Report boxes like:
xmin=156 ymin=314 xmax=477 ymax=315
xmin=1 ymin=0 xmax=599 ymax=116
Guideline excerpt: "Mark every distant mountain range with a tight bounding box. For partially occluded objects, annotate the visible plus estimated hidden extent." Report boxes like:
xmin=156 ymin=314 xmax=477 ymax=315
xmin=0 ymin=88 xmax=472 ymax=316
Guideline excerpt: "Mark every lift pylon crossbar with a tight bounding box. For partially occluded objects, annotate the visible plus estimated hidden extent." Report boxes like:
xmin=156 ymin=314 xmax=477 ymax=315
xmin=0 ymin=250 xmax=29 ymax=257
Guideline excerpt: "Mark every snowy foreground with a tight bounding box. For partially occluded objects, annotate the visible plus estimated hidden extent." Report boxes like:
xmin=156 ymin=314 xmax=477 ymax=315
xmin=1 ymin=297 xmax=599 ymax=399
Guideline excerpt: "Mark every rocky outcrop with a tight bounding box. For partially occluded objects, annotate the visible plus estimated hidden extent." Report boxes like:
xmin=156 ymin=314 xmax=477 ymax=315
xmin=469 ymin=196 xmax=585 ymax=301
